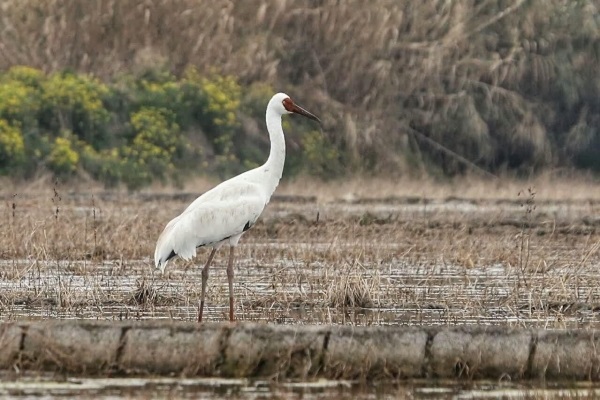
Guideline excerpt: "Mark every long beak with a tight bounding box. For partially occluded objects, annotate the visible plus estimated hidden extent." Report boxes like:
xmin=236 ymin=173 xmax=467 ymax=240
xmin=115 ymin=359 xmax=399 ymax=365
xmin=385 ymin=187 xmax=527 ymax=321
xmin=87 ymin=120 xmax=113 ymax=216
xmin=291 ymin=103 xmax=321 ymax=124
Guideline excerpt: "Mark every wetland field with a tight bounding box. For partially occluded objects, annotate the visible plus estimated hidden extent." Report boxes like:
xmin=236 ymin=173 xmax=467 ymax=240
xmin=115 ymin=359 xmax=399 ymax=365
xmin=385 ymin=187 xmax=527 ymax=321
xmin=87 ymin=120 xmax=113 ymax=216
xmin=1 ymin=176 xmax=600 ymax=398
xmin=0 ymin=177 xmax=600 ymax=328
xmin=1 ymin=176 xmax=599 ymax=327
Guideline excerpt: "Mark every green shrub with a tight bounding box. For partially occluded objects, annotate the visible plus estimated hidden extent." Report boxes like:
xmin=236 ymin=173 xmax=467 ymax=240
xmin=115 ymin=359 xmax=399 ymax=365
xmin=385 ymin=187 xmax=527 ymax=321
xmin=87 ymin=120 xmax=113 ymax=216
xmin=184 ymin=71 xmax=240 ymax=135
xmin=3 ymin=66 xmax=45 ymax=88
xmin=0 ymin=67 xmax=45 ymax=175
xmin=299 ymin=130 xmax=343 ymax=178
xmin=120 ymin=107 xmax=183 ymax=189
xmin=79 ymin=145 xmax=124 ymax=187
xmin=0 ymin=79 xmax=41 ymax=124
xmin=240 ymin=83 xmax=273 ymax=118
xmin=41 ymin=72 xmax=110 ymax=147
xmin=184 ymin=70 xmax=243 ymax=177
xmin=0 ymin=67 xmax=336 ymax=185
xmin=0 ymin=119 xmax=25 ymax=173
xmin=48 ymin=134 xmax=79 ymax=175
xmin=121 ymin=70 xmax=181 ymax=114
xmin=201 ymin=74 xmax=240 ymax=129
xmin=130 ymin=107 xmax=180 ymax=157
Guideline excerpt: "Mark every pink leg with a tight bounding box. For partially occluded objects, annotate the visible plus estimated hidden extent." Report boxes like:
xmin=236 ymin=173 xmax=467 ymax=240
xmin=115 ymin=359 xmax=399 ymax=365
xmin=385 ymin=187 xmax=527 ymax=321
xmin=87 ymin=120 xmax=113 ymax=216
xmin=227 ymin=246 xmax=235 ymax=322
xmin=198 ymin=248 xmax=217 ymax=323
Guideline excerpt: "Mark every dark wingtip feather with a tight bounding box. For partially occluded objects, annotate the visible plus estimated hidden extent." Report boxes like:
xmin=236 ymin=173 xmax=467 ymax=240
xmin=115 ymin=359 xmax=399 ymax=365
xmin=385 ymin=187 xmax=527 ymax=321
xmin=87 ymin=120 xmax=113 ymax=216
xmin=166 ymin=249 xmax=177 ymax=262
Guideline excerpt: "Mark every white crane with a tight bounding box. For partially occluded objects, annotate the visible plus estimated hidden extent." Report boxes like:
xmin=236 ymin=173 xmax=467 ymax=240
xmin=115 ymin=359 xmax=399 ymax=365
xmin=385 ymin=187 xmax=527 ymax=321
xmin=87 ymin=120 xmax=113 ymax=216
xmin=154 ymin=92 xmax=320 ymax=322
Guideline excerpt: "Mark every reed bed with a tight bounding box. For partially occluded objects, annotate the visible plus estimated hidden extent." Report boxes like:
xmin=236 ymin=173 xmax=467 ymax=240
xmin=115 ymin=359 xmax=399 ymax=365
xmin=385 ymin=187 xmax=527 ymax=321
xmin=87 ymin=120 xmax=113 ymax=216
xmin=1 ymin=0 xmax=598 ymax=175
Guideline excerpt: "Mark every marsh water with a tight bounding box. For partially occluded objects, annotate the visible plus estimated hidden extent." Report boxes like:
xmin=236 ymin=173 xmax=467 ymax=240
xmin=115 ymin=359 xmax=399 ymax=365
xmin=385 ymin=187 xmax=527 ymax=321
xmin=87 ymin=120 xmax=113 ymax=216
xmin=1 ymin=252 xmax=599 ymax=328
xmin=3 ymin=375 xmax=600 ymax=399
xmin=1 ymin=196 xmax=600 ymax=398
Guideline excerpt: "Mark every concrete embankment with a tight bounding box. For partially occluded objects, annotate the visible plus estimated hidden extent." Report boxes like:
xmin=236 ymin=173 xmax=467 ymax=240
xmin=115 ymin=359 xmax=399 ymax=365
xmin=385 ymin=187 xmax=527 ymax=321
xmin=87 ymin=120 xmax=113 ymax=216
xmin=1 ymin=321 xmax=599 ymax=381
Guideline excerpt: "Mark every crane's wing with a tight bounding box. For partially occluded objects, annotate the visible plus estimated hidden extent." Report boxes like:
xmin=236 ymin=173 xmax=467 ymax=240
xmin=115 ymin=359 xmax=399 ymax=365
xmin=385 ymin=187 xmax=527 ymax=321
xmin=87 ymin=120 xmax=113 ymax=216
xmin=154 ymin=182 xmax=266 ymax=272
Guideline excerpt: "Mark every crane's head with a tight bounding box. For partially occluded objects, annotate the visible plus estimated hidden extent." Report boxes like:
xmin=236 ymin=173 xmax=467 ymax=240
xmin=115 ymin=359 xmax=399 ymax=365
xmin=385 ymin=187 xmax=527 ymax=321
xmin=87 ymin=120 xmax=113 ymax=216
xmin=270 ymin=92 xmax=321 ymax=123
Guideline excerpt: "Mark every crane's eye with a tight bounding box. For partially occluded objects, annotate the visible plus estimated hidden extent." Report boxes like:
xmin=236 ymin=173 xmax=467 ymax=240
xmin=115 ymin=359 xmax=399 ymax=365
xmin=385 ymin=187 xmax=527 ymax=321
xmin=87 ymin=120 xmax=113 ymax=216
xmin=282 ymin=98 xmax=294 ymax=112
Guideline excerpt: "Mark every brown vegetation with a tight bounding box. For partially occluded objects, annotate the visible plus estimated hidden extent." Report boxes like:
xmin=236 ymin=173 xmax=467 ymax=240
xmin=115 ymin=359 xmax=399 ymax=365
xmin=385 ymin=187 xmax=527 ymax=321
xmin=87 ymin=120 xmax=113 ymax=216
xmin=1 ymin=0 xmax=598 ymax=177
xmin=1 ymin=178 xmax=599 ymax=327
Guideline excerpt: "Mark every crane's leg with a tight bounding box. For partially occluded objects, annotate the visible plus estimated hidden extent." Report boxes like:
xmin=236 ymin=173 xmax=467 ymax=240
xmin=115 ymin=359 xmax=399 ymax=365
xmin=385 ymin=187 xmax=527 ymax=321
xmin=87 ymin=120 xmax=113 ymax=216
xmin=227 ymin=246 xmax=235 ymax=322
xmin=198 ymin=248 xmax=217 ymax=323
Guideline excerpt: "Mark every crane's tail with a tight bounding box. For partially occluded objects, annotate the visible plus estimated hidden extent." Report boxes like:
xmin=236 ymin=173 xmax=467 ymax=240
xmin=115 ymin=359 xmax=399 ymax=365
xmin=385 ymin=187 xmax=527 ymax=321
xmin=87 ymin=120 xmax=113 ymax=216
xmin=154 ymin=230 xmax=175 ymax=274
xmin=154 ymin=216 xmax=181 ymax=273
xmin=154 ymin=214 xmax=197 ymax=273
xmin=154 ymin=247 xmax=172 ymax=274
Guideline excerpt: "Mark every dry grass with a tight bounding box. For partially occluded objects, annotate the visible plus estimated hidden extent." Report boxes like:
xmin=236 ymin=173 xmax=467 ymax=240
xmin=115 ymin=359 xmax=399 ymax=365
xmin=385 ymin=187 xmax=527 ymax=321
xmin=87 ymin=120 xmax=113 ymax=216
xmin=276 ymin=172 xmax=600 ymax=203
xmin=1 ymin=177 xmax=599 ymax=326
xmin=0 ymin=1 xmax=597 ymax=175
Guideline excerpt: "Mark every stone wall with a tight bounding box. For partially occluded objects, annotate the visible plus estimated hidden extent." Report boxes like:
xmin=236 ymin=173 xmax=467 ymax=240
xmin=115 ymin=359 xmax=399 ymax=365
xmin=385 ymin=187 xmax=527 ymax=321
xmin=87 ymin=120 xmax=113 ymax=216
xmin=1 ymin=321 xmax=598 ymax=380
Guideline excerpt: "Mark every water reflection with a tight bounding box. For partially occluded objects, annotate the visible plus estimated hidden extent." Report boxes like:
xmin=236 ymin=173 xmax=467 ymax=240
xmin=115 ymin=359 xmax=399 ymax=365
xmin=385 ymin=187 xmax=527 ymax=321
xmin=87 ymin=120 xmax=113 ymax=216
xmin=1 ymin=376 xmax=600 ymax=399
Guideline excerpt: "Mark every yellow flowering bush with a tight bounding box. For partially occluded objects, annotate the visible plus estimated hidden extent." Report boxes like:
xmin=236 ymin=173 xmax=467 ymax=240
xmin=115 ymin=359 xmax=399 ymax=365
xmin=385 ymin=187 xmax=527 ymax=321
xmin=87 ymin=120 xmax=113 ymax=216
xmin=48 ymin=135 xmax=79 ymax=175
xmin=121 ymin=107 xmax=182 ymax=188
xmin=182 ymin=70 xmax=243 ymax=176
xmin=0 ymin=80 xmax=41 ymax=123
xmin=299 ymin=130 xmax=342 ymax=177
xmin=0 ymin=66 xmax=334 ymax=186
xmin=130 ymin=107 xmax=179 ymax=156
xmin=43 ymin=73 xmax=108 ymax=114
xmin=123 ymin=70 xmax=182 ymax=115
xmin=200 ymin=75 xmax=240 ymax=128
xmin=41 ymin=73 xmax=110 ymax=145
xmin=4 ymin=66 xmax=45 ymax=88
xmin=0 ymin=119 xmax=25 ymax=172
xmin=79 ymin=144 xmax=124 ymax=187
xmin=139 ymin=80 xmax=180 ymax=108
xmin=182 ymin=69 xmax=240 ymax=132
xmin=276 ymin=109 xmax=342 ymax=178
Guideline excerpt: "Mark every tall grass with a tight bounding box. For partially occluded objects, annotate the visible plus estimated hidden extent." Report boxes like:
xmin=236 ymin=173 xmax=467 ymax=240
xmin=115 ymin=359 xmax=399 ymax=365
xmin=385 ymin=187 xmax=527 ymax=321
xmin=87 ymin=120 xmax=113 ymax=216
xmin=0 ymin=0 xmax=598 ymax=177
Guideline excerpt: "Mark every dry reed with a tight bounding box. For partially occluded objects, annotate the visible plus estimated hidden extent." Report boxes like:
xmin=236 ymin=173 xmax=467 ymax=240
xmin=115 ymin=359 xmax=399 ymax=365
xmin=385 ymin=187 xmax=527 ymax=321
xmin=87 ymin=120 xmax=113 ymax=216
xmin=0 ymin=1 xmax=597 ymax=175
xmin=0 ymin=177 xmax=599 ymax=327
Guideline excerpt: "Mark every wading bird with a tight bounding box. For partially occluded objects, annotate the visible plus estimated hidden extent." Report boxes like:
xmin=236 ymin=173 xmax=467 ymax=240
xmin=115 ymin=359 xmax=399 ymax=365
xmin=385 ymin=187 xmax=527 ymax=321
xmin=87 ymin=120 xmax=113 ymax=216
xmin=154 ymin=93 xmax=320 ymax=322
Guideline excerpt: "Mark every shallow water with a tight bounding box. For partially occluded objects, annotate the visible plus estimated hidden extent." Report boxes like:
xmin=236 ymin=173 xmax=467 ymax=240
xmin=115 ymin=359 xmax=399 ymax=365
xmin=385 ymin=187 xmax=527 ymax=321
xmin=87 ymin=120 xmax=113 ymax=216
xmin=1 ymin=249 xmax=600 ymax=328
xmin=1 ymin=197 xmax=600 ymax=398
xmin=2 ymin=376 xmax=600 ymax=399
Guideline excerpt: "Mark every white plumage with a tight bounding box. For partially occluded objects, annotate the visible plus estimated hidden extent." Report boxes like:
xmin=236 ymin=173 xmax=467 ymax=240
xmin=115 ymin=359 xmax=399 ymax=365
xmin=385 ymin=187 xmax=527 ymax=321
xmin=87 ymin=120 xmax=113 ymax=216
xmin=154 ymin=180 xmax=265 ymax=269
xmin=154 ymin=92 xmax=320 ymax=322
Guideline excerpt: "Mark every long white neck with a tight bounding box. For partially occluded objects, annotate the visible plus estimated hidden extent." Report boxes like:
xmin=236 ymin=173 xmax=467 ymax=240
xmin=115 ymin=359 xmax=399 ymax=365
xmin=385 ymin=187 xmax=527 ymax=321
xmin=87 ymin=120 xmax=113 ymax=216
xmin=262 ymin=106 xmax=286 ymax=196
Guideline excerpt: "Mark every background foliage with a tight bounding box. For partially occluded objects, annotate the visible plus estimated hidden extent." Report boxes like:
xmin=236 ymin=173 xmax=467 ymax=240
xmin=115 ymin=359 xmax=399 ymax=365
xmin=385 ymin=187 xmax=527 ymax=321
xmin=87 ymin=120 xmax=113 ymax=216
xmin=0 ymin=67 xmax=331 ymax=188
xmin=0 ymin=0 xmax=598 ymax=187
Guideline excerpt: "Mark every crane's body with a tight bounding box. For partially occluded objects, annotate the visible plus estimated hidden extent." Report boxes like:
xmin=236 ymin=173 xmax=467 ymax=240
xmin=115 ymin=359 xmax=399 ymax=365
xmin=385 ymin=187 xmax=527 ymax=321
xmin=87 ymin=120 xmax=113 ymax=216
xmin=153 ymin=92 xmax=320 ymax=322
xmin=154 ymin=166 xmax=275 ymax=270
